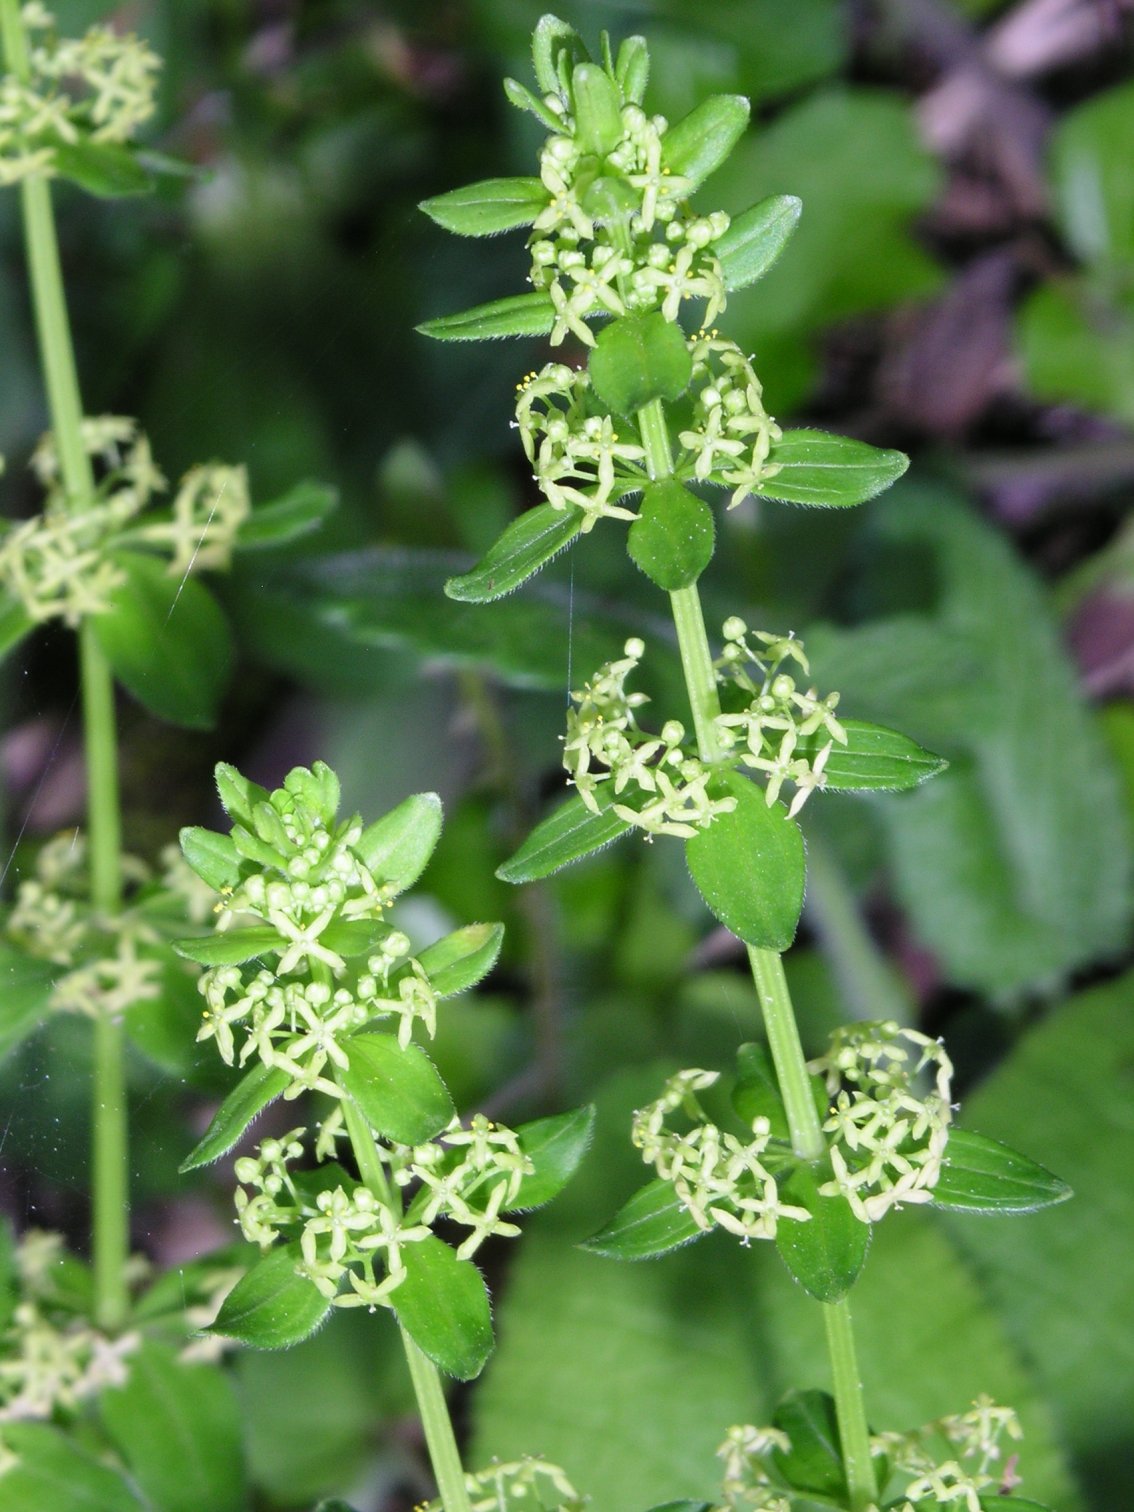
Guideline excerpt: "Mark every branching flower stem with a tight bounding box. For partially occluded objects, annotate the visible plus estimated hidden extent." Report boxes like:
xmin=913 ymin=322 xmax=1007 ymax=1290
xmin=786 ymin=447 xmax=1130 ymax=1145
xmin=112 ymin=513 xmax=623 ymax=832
xmin=636 ymin=390 xmax=880 ymax=1512
xmin=341 ymin=1095 xmax=473 ymax=1512
xmin=1 ymin=0 xmax=129 ymax=1335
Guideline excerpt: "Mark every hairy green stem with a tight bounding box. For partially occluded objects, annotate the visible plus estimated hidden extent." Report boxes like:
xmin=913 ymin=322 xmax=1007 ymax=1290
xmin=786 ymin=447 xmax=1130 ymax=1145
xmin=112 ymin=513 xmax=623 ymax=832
xmin=824 ymin=1297 xmax=879 ymax=1511
xmin=342 ymin=1099 xmax=472 ymax=1512
xmin=3 ymin=0 xmax=129 ymax=1330
xmin=746 ymin=945 xmax=825 ymax=1161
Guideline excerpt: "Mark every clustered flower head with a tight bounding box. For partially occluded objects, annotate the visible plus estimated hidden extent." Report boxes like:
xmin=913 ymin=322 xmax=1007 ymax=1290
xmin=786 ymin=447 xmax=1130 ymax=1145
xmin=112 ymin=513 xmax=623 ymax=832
xmin=232 ymin=1110 xmax=532 ymax=1310
xmin=0 ymin=4 xmax=160 ymax=186
xmin=632 ymin=1069 xmax=809 ymax=1242
xmin=677 ymin=332 xmax=782 ymax=507
xmin=0 ymin=415 xmax=249 ymax=627
xmin=420 ymin=1456 xmax=586 ymax=1512
xmin=810 ymin=1022 xmax=954 ymax=1223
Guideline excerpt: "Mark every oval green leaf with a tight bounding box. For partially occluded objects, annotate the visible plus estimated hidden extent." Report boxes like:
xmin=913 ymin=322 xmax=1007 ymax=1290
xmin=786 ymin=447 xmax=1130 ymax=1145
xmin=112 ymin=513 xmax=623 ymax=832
xmin=662 ymin=95 xmax=750 ymax=189
xmin=571 ymin=63 xmax=624 ymax=155
xmin=173 ymin=927 xmax=281 ymax=967
xmin=320 ymin=919 xmax=391 ymax=958
xmin=580 ymin=1178 xmax=707 ymax=1260
xmin=417 ymin=291 xmax=554 ymax=342
xmin=214 ymin=762 xmax=270 ymax=825
xmin=53 ymin=139 xmax=153 ymax=197
xmin=353 ymin=791 xmax=443 ymax=896
xmin=236 ymin=480 xmax=337 ymax=550
xmin=497 ymin=790 xmax=633 ymax=883
xmin=445 ymin=503 xmax=584 ymax=603
xmin=179 ymin=825 xmax=241 ymax=892
xmin=717 ymin=195 xmax=803 ymax=291
xmin=417 ymin=922 xmax=504 ymax=997
xmin=395 ymin=1235 xmax=493 ymax=1380
xmin=588 ymin=313 xmax=693 ymax=416
xmin=94 ymin=551 xmax=232 ymax=728
xmin=0 ymin=944 xmax=57 ymax=1062
xmin=0 ymin=1423 xmax=144 ymax=1512
xmin=731 ymin=1041 xmax=790 ymax=1142
xmin=510 ymin=1105 xmax=596 ymax=1210
xmin=930 ymin=1129 xmax=1073 ymax=1215
xmin=775 ymin=1165 xmax=870 ymax=1304
xmin=533 ymin=15 xmax=587 ymax=95
xmin=685 ymin=770 xmax=806 ymax=951
xmin=627 ymin=478 xmax=714 ymax=590
xmin=338 ymin=1033 xmax=454 ymax=1145
xmin=420 ymin=177 xmax=548 ymax=237
xmin=754 ymin=430 xmax=909 ymax=508
xmin=180 ymin=1063 xmax=291 ymax=1173
xmin=210 ymin=1244 xmax=330 ymax=1349
xmin=796 ymin=720 xmax=947 ymax=792
xmin=771 ymin=1390 xmax=847 ymax=1500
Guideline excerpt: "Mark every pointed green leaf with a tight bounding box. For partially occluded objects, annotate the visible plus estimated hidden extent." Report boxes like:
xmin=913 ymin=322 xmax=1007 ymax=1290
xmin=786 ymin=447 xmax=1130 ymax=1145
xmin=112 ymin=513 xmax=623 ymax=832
xmin=627 ymin=479 xmax=714 ymax=590
xmin=503 ymin=77 xmax=564 ymax=131
xmin=731 ymin=1042 xmax=790 ymax=1142
xmin=511 ymin=1105 xmax=596 ymax=1210
xmin=214 ymin=763 xmax=270 ymax=825
xmin=446 ymin=503 xmax=584 ymax=603
xmin=100 ymin=1342 xmax=247 ymax=1512
xmin=930 ymin=1129 xmax=1072 ymax=1215
xmin=179 ymin=825 xmax=242 ymax=892
xmin=615 ymin=36 xmax=649 ymax=103
xmin=717 ymin=195 xmax=803 ymax=291
xmin=338 ymin=1033 xmax=453 ymax=1145
xmin=236 ymin=480 xmax=337 ymax=550
xmin=0 ymin=588 xmax=34 ymax=660
xmin=771 ymin=1390 xmax=846 ymax=1500
xmin=94 ymin=551 xmax=232 ymax=729
xmin=775 ymin=1166 xmax=870 ymax=1303
xmin=395 ymin=1235 xmax=493 ymax=1380
xmin=173 ymin=927 xmax=280 ymax=967
xmin=796 ymin=720 xmax=947 ymax=792
xmin=685 ymin=770 xmax=805 ymax=950
xmin=497 ymin=790 xmax=632 ymax=883
xmin=662 ymin=95 xmax=750 ymax=189
xmin=754 ymin=430 xmax=909 ymax=508
xmin=581 ymin=1178 xmax=706 ymax=1260
xmin=0 ymin=943 xmax=56 ymax=1061
xmin=0 ymin=1423 xmax=144 ymax=1511
xmin=319 ymin=919 xmax=391 ymax=958
xmin=211 ymin=1244 xmax=330 ymax=1349
xmin=533 ymin=15 xmax=587 ymax=95
xmin=353 ymin=791 xmax=443 ymax=894
xmin=231 ymin=822 xmax=285 ymax=870
xmin=180 ymin=1064 xmax=291 ymax=1173
xmin=417 ymin=292 xmax=554 ymax=342
xmin=53 ymin=139 xmax=153 ymax=197
xmin=572 ymin=63 xmax=623 ymax=156
xmin=588 ymin=313 xmax=693 ymax=416
xmin=420 ymin=177 xmax=548 ymax=237
xmin=417 ymin=922 xmax=504 ymax=997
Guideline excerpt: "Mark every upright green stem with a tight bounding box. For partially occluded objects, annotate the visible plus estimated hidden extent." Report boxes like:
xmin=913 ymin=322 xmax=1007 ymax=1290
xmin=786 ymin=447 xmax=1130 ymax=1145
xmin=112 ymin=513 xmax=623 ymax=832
xmin=2 ymin=0 xmax=128 ymax=1331
xmin=639 ymin=389 xmax=878 ymax=1508
xmin=342 ymin=1099 xmax=473 ymax=1512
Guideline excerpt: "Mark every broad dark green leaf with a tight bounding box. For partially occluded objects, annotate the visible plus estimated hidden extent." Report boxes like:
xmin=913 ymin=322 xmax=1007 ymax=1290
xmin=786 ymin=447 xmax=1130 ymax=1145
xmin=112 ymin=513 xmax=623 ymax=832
xmin=662 ymin=95 xmax=750 ymax=189
xmin=731 ymin=1041 xmax=790 ymax=1141
xmin=353 ymin=791 xmax=442 ymax=895
xmin=0 ymin=588 xmax=34 ymax=660
xmin=581 ymin=1178 xmax=706 ymax=1260
xmin=179 ymin=825 xmax=241 ymax=891
xmin=53 ymin=139 xmax=152 ymax=197
xmin=627 ymin=479 xmax=714 ymax=590
xmin=417 ymin=292 xmax=554 ymax=342
xmin=497 ymin=790 xmax=633 ymax=883
xmin=717 ymin=195 xmax=802 ymax=291
xmin=796 ymin=719 xmax=947 ymax=792
xmin=338 ymin=1033 xmax=453 ymax=1145
xmin=236 ymin=481 xmax=337 ymax=550
xmin=395 ymin=1236 xmax=493 ymax=1380
xmin=94 ymin=551 xmax=232 ymax=728
xmin=211 ymin=1244 xmax=330 ymax=1349
xmin=446 ymin=503 xmax=584 ymax=603
xmin=417 ymin=922 xmax=503 ymax=997
xmin=772 ymin=1390 xmax=846 ymax=1500
xmin=775 ymin=1166 xmax=869 ymax=1303
xmin=572 ymin=63 xmax=623 ymax=155
xmin=685 ymin=770 xmax=805 ymax=951
xmin=511 ymin=1105 xmax=596 ymax=1210
xmin=931 ymin=1129 xmax=1071 ymax=1214
xmin=0 ymin=942 xmax=56 ymax=1061
xmin=588 ymin=314 xmax=693 ymax=416
xmin=753 ymin=430 xmax=909 ymax=508
xmin=420 ymin=177 xmax=548 ymax=236
xmin=0 ymin=1423 xmax=143 ymax=1511
xmin=173 ymin=927 xmax=280 ymax=967
xmin=180 ymin=1063 xmax=291 ymax=1173
xmin=100 ymin=1342 xmax=248 ymax=1512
